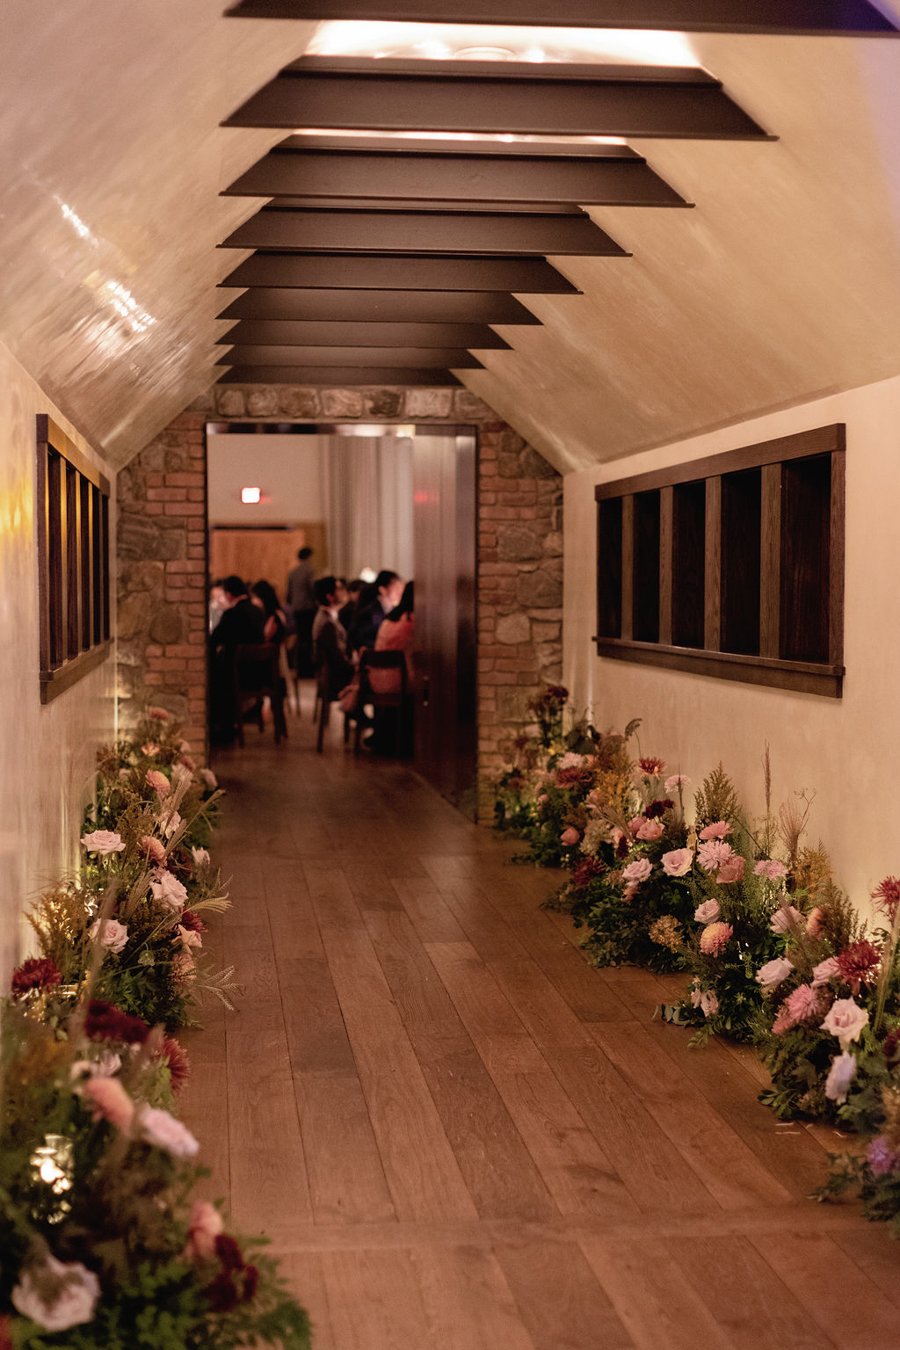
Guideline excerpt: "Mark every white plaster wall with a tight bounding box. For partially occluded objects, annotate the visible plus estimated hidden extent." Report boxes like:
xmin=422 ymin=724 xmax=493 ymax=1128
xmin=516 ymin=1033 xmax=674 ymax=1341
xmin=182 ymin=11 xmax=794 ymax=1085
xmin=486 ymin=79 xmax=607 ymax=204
xmin=563 ymin=374 xmax=900 ymax=905
xmin=0 ymin=341 xmax=115 ymax=980
xmin=207 ymin=433 xmax=325 ymax=525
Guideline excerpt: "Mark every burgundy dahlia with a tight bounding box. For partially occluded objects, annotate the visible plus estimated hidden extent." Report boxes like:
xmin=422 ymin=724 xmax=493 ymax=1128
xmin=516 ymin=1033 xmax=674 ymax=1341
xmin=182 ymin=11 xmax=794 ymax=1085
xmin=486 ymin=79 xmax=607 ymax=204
xmin=835 ymin=940 xmax=881 ymax=995
xmin=643 ymin=798 xmax=674 ymax=820
xmin=873 ymin=876 xmax=900 ymax=923
xmin=84 ymin=999 xmax=151 ymax=1045
xmin=638 ymin=757 xmax=666 ymax=777
xmin=555 ymin=766 xmax=593 ymax=789
xmin=160 ymin=1035 xmax=191 ymax=1091
xmin=179 ymin=909 xmax=206 ymax=934
xmin=214 ymin=1234 xmax=245 ymax=1273
xmin=206 ymin=1272 xmax=240 ymax=1314
xmin=572 ymin=857 xmax=605 ymax=891
xmin=11 ymin=957 xmax=61 ymax=998
xmin=616 ymin=835 xmax=630 ymax=860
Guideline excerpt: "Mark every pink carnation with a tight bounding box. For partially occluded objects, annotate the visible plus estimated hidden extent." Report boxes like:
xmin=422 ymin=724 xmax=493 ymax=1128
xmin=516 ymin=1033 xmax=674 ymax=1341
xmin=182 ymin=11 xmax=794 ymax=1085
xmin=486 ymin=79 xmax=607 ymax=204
xmin=697 ymin=839 xmax=734 ymax=873
xmin=754 ymin=858 xmax=788 ymax=881
xmin=146 ymin=769 xmax=170 ymax=799
xmin=140 ymin=835 xmax=167 ymax=865
xmin=621 ymin=858 xmax=652 ymax=887
xmin=699 ymin=922 xmax=733 ymax=957
xmin=699 ymin=821 xmax=731 ymax=841
xmin=772 ymin=983 xmax=823 ymax=1035
xmin=664 ymin=774 xmax=689 ymax=792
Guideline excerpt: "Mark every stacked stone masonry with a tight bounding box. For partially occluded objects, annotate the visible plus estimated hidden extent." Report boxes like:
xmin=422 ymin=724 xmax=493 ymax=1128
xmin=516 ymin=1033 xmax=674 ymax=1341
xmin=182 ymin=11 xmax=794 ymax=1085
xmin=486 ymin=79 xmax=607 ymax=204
xmin=116 ymin=386 xmax=563 ymax=818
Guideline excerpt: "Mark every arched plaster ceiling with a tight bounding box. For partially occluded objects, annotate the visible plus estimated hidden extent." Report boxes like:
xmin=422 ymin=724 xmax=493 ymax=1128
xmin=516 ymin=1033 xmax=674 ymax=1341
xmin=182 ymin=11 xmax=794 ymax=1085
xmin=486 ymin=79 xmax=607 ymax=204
xmin=2 ymin=4 xmax=900 ymax=470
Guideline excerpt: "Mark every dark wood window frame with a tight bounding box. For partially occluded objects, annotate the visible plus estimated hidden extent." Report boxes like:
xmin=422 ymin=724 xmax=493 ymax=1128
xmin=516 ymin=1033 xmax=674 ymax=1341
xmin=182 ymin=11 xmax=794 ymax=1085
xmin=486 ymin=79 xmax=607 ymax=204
xmin=36 ymin=414 xmax=111 ymax=703
xmin=594 ymin=423 xmax=846 ymax=697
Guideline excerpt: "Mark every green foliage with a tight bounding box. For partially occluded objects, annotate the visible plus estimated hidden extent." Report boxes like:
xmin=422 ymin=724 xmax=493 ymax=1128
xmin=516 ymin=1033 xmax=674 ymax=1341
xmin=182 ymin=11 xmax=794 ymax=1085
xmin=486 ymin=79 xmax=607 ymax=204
xmin=693 ymin=763 xmax=740 ymax=831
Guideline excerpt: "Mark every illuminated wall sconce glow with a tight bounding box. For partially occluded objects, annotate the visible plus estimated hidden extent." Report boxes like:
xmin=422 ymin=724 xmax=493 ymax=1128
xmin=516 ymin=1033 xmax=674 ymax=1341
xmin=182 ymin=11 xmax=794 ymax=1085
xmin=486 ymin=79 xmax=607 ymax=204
xmin=241 ymin=486 xmax=262 ymax=504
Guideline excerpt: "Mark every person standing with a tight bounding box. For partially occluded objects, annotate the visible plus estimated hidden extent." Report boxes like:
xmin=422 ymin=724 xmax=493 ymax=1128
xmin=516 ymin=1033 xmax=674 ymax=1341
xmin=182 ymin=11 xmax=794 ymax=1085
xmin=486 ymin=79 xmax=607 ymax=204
xmin=209 ymin=575 xmax=266 ymax=744
xmin=286 ymin=546 xmax=317 ymax=676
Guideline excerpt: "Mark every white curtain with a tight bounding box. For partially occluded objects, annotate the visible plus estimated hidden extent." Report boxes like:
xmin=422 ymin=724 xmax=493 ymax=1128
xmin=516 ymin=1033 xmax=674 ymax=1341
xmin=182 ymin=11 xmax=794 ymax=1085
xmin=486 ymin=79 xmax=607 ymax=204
xmin=319 ymin=435 xmax=415 ymax=581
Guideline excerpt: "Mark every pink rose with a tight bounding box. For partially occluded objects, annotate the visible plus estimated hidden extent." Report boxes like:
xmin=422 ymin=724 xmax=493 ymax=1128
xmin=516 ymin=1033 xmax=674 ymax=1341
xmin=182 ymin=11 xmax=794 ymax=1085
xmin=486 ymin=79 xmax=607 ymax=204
xmin=83 ymin=1075 xmax=135 ymax=1131
xmin=88 ymin=917 xmax=129 ymax=954
xmin=699 ymin=821 xmax=731 ymax=841
xmin=140 ymin=835 xmax=167 ymax=865
xmin=699 ymin=922 xmax=733 ymax=957
xmin=146 ymin=769 xmax=170 ymax=799
xmin=184 ymin=1200 xmax=224 ymax=1261
xmin=821 ymin=998 xmax=869 ymax=1049
xmin=754 ymin=858 xmax=788 ymax=881
xmin=756 ymin=957 xmax=793 ymax=990
xmin=622 ymin=858 xmax=652 ymax=887
xmin=137 ymin=1105 xmax=199 ymax=1159
xmin=662 ymin=848 xmax=694 ymax=878
xmin=635 ymin=818 xmax=664 ymax=842
xmin=80 ymin=830 xmax=125 ymax=856
xmin=694 ymin=899 xmax=721 ymax=925
xmin=12 ymin=1255 xmax=100 ymax=1332
xmin=627 ymin=816 xmax=645 ymax=837
xmin=560 ymin=827 xmax=580 ymax=847
xmin=812 ymin=956 xmax=841 ymax=986
xmin=824 ymin=1052 xmax=857 ymax=1103
xmin=716 ymin=854 xmax=746 ymax=884
xmin=770 ymin=905 xmax=804 ymax=935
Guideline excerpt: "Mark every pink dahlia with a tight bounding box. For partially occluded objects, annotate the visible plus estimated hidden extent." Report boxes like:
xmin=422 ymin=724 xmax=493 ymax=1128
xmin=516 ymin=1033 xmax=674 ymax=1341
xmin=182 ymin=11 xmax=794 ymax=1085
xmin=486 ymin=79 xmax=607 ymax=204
xmin=772 ymin=983 xmax=823 ymax=1035
xmin=699 ymin=922 xmax=733 ymax=957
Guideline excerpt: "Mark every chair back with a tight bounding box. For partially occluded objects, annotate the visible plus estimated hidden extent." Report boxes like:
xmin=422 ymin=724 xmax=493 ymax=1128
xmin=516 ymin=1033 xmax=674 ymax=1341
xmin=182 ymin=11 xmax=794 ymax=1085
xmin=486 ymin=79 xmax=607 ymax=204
xmin=357 ymin=649 xmax=408 ymax=708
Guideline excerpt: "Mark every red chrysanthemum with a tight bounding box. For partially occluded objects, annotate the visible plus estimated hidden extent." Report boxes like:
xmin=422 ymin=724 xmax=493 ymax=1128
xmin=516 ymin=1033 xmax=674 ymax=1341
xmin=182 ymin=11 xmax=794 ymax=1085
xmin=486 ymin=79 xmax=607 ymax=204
xmin=84 ymin=999 xmax=151 ymax=1045
xmin=179 ymin=909 xmax=206 ymax=934
xmin=873 ymin=876 xmax=900 ymax=923
xmin=555 ymin=766 xmax=593 ymax=789
xmin=572 ymin=856 xmax=605 ymax=891
xmin=836 ymin=940 xmax=881 ymax=995
xmin=638 ymin=756 xmax=666 ymax=777
xmin=160 ymin=1035 xmax=191 ymax=1091
xmin=643 ymin=798 xmax=674 ymax=820
xmin=10 ymin=957 xmax=61 ymax=998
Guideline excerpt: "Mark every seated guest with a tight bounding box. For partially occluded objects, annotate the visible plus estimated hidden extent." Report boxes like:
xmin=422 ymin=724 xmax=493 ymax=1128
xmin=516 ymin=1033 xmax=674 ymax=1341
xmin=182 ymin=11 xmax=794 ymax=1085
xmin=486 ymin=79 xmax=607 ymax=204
xmin=209 ymin=575 xmax=265 ymax=744
xmin=347 ymin=569 xmax=404 ymax=654
xmin=251 ymin=579 xmax=289 ymax=645
xmin=339 ymin=578 xmax=365 ymax=634
xmin=372 ymin=581 xmax=415 ymax=690
xmin=312 ymin=575 xmax=354 ymax=699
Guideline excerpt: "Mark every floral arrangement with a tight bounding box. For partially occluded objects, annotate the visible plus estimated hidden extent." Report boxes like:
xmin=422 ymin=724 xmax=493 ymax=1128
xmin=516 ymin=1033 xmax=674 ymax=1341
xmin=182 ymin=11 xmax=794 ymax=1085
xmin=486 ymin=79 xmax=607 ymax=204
xmin=1 ymin=705 xmax=310 ymax=1345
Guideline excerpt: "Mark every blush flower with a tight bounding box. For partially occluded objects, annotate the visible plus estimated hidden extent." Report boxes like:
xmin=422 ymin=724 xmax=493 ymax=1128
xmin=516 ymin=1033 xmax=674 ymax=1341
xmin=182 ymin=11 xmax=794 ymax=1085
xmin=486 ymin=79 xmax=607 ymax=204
xmin=772 ymin=983 xmax=823 ymax=1034
xmin=824 ymin=1052 xmax=858 ymax=1104
xmin=176 ymin=924 xmax=203 ymax=952
xmin=754 ymin=859 xmax=788 ymax=881
xmin=88 ymin=917 xmax=129 ymax=954
xmin=770 ymin=904 xmax=804 ymax=935
xmin=11 ymin=1255 xmax=100 ymax=1333
xmin=137 ymin=1105 xmax=200 ymax=1159
xmin=699 ymin=821 xmax=731 ymax=841
xmin=716 ymin=854 xmax=746 ymax=884
xmin=140 ymin=835 xmax=167 ymax=865
xmin=806 ymin=907 xmax=824 ymax=938
xmin=664 ymin=774 xmax=689 ymax=792
xmin=146 ymin=769 xmax=171 ymax=799
xmin=621 ymin=858 xmax=652 ymax=887
xmin=812 ymin=956 xmax=841 ymax=986
xmin=141 ymin=741 xmax=160 ymax=757
xmin=697 ymin=839 xmax=734 ymax=873
xmin=699 ymin=989 xmax=719 ymax=1018
xmin=821 ymin=998 xmax=869 ymax=1049
xmin=191 ymin=846 xmax=210 ymax=868
xmin=150 ymin=869 xmax=188 ymax=914
xmin=699 ymin=922 xmax=733 ymax=957
xmin=662 ymin=848 xmax=694 ymax=878
xmin=635 ymin=817 xmax=664 ymax=842
xmin=162 ymin=810 xmax=184 ymax=841
xmin=184 ymin=1200 xmax=224 ymax=1261
xmin=756 ymin=956 xmax=794 ymax=990
xmin=83 ymin=1075 xmax=136 ymax=1131
xmin=694 ymin=899 xmax=721 ymax=925
xmin=560 ymin=827 xmax=581 ymax=847
xmin=80 ymin=829 xmax=125 ymax=856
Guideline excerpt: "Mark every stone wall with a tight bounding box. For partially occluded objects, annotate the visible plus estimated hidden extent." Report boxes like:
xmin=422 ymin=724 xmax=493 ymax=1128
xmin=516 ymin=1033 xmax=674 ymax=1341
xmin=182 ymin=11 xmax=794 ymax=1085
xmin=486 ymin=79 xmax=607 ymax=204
xmin=116 ymin=384 xmax=563 ymax=815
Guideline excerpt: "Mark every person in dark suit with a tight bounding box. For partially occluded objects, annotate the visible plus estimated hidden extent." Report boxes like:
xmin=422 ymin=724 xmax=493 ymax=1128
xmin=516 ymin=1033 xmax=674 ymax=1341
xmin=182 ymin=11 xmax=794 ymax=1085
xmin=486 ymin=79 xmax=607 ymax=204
xmin=346 ymin=570 xmax=404 ymax=655
xmin=209 ymin=575 xmax=266 ymax=744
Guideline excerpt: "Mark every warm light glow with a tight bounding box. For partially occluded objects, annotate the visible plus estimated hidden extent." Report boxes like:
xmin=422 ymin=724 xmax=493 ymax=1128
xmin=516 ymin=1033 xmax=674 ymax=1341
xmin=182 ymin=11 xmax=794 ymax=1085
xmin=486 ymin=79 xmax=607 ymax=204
xmin=359 ymin=566 xmax=377 ymax=583
xmin=241 ymin=486 xmax=262 ymax=504
xmin=56 ymin=198 xmax=158 ymax=339
xmin=308 ymin=20 xmax=700 ymax=68
xmin=295 ymin=127 xmax=627 ymax=147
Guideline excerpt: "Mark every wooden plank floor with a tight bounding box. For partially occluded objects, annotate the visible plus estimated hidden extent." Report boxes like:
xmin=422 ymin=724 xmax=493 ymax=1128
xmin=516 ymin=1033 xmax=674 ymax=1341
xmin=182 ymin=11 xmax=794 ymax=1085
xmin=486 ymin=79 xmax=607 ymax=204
xmin=180 ymin=708 xmax=899 ymax=1350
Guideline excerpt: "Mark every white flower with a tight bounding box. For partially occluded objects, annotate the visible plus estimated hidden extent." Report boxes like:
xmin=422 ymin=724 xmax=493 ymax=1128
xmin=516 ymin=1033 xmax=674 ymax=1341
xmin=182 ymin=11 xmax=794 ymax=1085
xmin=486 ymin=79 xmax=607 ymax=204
xmin=88 ymin=917 xmax=129 ymax=954
xmin=664 ymin=774 xmax=690 ymax=792
xmin=176 ymin=924 xmax=202 ymax=952
xmin=12 ymin=1254 xmax=100 ymax=1332
xmin=162 ymin=810 xmax=183 ymax=841
xmin=70 ymin=1050 xmax=121 ymax=1085
xmin=694 ymin=899 xmax=721 ymax=925
xmin=824 ymin=1052 xmax=858 ymax=1104
xmin=138 ymin=1105 xmax=200 ymax=1159
xmin=80 ymin=830 xmax=125 ymax=856
xmin=191 ymin=846 xmax=210 ymax=868
xmin=150 ymin=869 xmax=188 ymax=913
xmin=199 ymin=768 xmax=218 ymax=790
xmin=755 ymin=957 xmax=794 ymax=991
xmin=700 ymin=989 xmax=719 ymax=1018
xmin=770 ymin=905 xmax=804 ymax=935
xmin=821 ymin=998 xmax=869 ymax=1049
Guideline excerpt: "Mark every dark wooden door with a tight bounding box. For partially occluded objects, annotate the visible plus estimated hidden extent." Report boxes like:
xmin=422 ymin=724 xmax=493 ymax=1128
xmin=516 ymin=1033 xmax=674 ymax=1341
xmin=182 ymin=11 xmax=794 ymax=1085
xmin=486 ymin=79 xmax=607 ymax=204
xmin=413 ymin=431 xmax=477 ymax=816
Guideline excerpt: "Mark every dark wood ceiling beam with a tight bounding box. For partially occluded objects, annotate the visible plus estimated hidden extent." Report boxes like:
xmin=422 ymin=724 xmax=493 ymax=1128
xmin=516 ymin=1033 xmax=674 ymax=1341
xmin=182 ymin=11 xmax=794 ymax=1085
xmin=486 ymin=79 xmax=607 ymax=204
xmin=216 ymin=345 xmax=484 ymax=367
xmin=218 ymin=253 xmax=580 ymax=292
xmin=223 ymin=147 xmax=688 ymax=208
xmin=216 ymin=320 xmax=511 ymax=348
xmin=224 ymin=0 xmax=898 ymax=35
xmin=222 ymin=58 xmax=770 ymax=141
xmin=220 ymin=207 xmax=626 ymax=256
xmin=216 ymin=288 xmax=543 ymax=325
xmin=218 ymin=366 xmax=462 ymax=385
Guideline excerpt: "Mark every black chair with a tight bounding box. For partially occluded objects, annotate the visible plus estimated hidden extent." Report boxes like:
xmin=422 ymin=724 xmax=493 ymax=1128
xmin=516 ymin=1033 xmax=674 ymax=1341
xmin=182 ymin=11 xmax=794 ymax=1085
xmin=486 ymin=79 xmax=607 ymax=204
xmin=352 ymin=650 xmax=409 ymax=757
xmin=315 ymin=660 xmax=359 ymax=753
xmin=233 ymin=643 xmax=287 ymax=747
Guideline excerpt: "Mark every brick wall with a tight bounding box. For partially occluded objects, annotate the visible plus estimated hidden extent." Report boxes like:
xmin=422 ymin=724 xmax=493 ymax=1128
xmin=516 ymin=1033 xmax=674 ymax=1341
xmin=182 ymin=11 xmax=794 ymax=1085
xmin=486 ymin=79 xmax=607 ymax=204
xmin=116 ymin=385 xmax=562 ymax=815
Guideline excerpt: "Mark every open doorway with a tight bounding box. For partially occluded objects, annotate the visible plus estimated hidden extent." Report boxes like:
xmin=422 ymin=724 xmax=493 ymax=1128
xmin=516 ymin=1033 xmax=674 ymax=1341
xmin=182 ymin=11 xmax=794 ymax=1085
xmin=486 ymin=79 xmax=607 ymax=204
xmin=206 ymin=421 xmax=478 ymax=817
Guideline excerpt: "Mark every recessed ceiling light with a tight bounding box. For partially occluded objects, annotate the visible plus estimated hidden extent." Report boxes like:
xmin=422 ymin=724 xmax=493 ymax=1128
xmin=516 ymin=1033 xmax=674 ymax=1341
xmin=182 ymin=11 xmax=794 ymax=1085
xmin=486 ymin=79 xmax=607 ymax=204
xmin=241 ymin=486 xmax=262 ymax=504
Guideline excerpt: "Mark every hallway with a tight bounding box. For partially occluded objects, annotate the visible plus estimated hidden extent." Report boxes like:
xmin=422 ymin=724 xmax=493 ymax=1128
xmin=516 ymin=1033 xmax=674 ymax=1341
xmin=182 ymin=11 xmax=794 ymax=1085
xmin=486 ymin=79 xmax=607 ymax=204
xmin=181 ymin=721 xmax=900 ymax=1350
